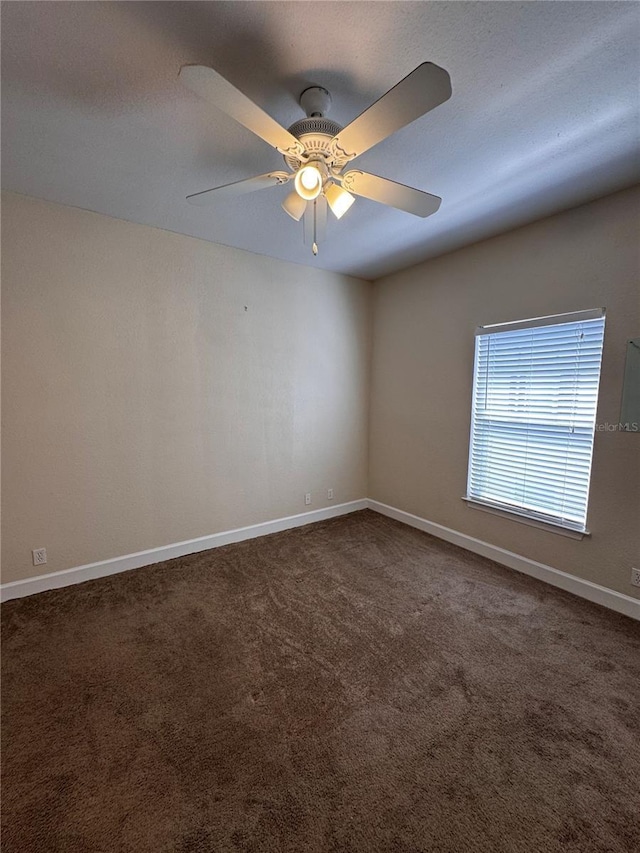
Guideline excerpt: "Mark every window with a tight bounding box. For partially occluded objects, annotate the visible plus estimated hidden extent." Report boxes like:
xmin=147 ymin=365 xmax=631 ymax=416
xmin=465 ymin=309 xmax=605 ymax=534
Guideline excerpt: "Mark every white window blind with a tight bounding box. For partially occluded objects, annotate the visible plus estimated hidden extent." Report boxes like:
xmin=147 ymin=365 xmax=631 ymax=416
xmin=466 ymin=309 xmax=605 ymax=533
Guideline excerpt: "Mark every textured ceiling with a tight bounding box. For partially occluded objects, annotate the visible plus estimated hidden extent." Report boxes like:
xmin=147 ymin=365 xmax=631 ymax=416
xmin=2 ymin=1 xmax=639 ymax=280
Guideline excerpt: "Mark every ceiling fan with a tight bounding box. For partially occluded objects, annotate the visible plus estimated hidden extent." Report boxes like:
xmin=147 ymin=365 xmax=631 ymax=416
xmin=179 ymin=62 xmax=451 ymax=255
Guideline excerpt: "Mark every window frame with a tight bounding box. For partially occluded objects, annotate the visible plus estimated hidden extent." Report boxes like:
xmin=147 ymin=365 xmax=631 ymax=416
xmin=464 ymin=308 xmax=606 ymax=537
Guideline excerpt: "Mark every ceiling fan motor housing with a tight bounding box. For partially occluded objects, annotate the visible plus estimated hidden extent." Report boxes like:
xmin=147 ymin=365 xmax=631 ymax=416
xmin=284 ymin=117 xmax=348 ymax=172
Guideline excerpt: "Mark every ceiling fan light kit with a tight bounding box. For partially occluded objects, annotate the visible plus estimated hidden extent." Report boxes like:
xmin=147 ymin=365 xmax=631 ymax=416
xmin=180 ymin=62 xmax=451 ymax=255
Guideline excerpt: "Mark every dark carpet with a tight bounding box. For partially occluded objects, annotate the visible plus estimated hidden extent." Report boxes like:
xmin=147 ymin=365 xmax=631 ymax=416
xmin=2 ymin=510 xmax=639 ymax=852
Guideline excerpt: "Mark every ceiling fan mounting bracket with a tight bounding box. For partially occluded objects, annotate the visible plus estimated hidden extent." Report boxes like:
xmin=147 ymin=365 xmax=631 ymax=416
xmin=299 ymin=86 xmax=332 ymax=118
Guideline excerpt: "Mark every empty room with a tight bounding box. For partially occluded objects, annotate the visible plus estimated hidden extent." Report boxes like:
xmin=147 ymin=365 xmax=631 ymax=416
xmin=1 ymin=2 xmax=639 ymax=851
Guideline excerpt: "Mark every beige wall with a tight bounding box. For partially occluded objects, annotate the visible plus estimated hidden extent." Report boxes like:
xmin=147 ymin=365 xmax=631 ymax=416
xmin=370 ymin=185 xmax=640 ymax=598
xmin=1 ymin=192 xmax=371 ymax=583
xmin=3 ymin=187 xmax=638 ymax=598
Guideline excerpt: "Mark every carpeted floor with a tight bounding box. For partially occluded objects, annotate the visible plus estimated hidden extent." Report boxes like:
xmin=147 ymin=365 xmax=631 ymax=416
xmin=2 ymin=510 xmax=639 ymax=853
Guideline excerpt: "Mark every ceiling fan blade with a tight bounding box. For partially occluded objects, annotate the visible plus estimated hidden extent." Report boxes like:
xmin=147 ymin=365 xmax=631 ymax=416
xmin=186 ymin=172 xmax=292 ymax=206
xmin=179 ymin=65 xmax=304 ymax=158
xmin=303 ymin=196 xmax=327 ymax=250
xmin=341 ymin=171 xmax=441 ymax=217
xmin=331 ymin=63 xmax=451 ymax=160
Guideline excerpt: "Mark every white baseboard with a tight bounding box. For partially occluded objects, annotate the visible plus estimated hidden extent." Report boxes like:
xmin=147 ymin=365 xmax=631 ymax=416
xmin=3 ymin=498 xmax=637 ymax=621
xmin=0 ymin=500 xmax=368 ymax=602
xmin=367 ymin=500 xmax=640 ymax=621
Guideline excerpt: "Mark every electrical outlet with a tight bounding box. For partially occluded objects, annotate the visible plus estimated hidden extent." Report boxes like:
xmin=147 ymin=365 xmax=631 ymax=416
xmin=32 ymin=548 xmax=47 ymax=566
xmin=327 ymin=488 xmax=334 ymax=500
xmin=304 ymin=493 xmax=311 ymax=506
xmin=631 ymin=568 xmax=640 ymax=588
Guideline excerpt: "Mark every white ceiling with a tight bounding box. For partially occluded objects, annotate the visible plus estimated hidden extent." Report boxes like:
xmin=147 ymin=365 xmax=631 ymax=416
xmin=2 ymin=1 xmax=639 ymax=280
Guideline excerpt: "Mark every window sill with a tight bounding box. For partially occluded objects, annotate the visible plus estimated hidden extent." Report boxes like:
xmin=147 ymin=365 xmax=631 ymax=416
xmin=461 ymin=497 xmax=589 ymax=540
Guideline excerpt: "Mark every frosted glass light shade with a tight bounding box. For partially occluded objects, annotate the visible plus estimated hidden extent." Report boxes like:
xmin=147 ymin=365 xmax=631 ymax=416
xmin=282 ymin=191 xmax=307 ymax=221
xmin=325 ymin=183 xmax=355 ymax=219
xmin=294 ymin=165 xmax=323 ymax=200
